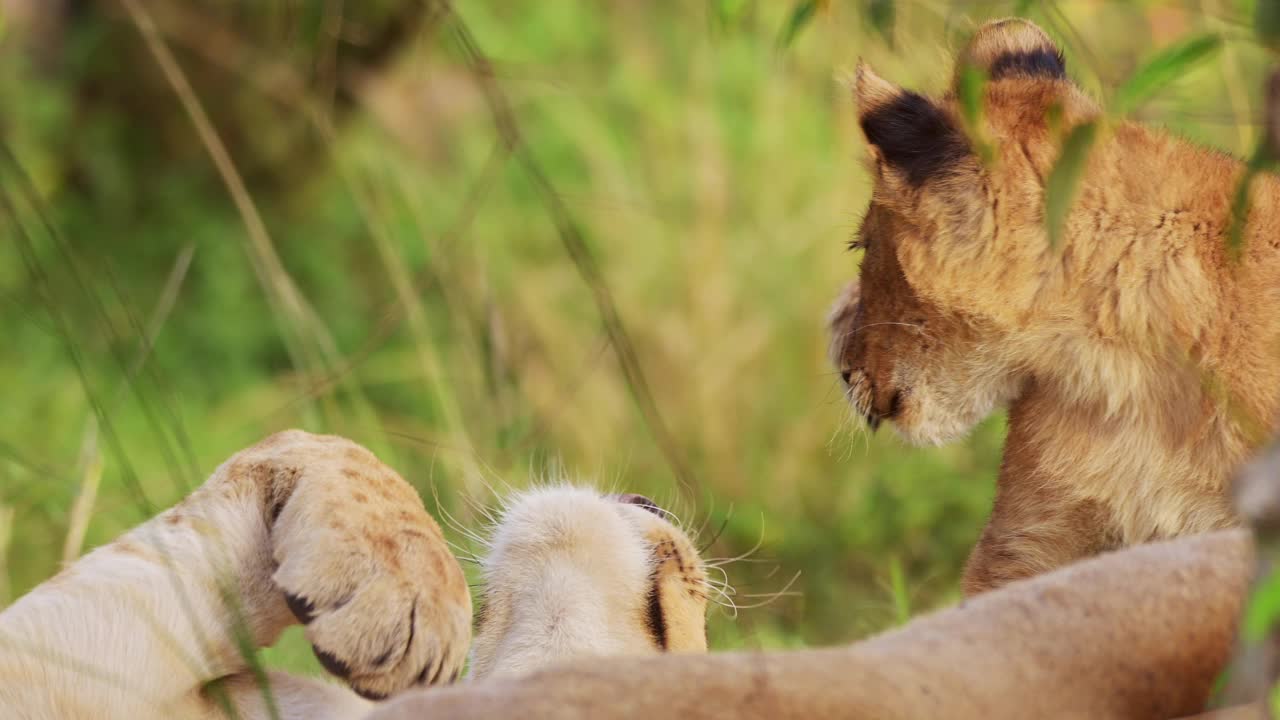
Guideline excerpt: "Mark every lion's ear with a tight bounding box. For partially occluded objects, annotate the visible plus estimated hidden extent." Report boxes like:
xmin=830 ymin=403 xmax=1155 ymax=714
xmin=854 ymin=62 xmax=970 ymax=189
xmin=956 ymin=18 xmax=1065 ymax=83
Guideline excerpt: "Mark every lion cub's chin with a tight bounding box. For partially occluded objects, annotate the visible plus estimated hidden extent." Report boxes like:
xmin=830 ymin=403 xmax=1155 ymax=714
xmin=467 ymin=486 xmax=708 ymax=680
xmin=886 ymin=385 xmax=1009 ymax=448
xmin=889 ymin=406 xmax=983 ymax=448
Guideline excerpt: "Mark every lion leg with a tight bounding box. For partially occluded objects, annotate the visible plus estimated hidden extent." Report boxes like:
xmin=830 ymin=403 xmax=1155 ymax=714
xmin=961 ymin=479 xmax=1116 ymax=595
xmin=0 ymin=430 xmax=469 ymax=719
xmin=0 ymin=448 xmax=299 ymax=719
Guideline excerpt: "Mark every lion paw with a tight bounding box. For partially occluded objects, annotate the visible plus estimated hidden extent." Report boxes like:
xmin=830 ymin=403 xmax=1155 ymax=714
xmin=248 ymin=431 xmax=471 ymax=700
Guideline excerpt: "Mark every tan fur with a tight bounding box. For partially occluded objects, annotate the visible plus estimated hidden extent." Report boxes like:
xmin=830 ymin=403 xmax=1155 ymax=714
xmin=468 ymin=486 xmax=707 ymax=679
xmin=0 ymin=432 xmax=707 ymax=719
xmin=829 ymin=19 xmax=1275 ymax=592
xmin=369 ymin=529 xmax=1255 ymax=720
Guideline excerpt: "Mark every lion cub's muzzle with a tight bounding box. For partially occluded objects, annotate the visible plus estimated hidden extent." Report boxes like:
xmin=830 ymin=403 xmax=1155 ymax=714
xmin=828 ymin=284 xmax=907 ymax=431
xmin=840 ymin=367 xmax=903 ymax=431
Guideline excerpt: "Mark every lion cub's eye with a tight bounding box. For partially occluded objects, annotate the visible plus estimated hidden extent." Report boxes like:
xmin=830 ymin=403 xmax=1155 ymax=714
xmin=849 ymin=212 xmax=870 ymax=251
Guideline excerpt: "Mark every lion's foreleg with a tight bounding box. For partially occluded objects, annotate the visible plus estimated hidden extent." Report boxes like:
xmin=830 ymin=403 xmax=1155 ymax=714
xmin=960 ymin=494 xmax=1114 ymax=595
xmin=0 ymin=464 xmax=294 ymax=719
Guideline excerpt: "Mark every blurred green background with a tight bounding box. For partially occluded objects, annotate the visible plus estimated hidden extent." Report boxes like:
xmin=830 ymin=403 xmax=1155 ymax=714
xmin=0 ymin=0 xmax=1271 ymax=677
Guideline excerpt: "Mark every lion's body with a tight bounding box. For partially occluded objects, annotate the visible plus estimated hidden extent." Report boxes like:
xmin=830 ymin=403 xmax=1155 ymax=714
xmin=828 ymin=19 xmax=1280 ymax=592
xmin=370 ymin=529 xmax=1255 ymax=720
xmin=0 ymin=431 xmax=707 ymax=719
xmin=949 ymin=112 xmax=1280 ymax=581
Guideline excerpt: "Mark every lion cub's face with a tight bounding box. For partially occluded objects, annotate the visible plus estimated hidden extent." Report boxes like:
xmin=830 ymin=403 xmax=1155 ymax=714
xmin=829 ymin=19 xmax=1086 ymax=445
xmin=468 ymin=486 xmax=707 ymax=679
xmin=829 ymin=204 xmax=1023 ymax=446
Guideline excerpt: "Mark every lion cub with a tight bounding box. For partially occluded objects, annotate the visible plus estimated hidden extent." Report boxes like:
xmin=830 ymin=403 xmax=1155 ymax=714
xmin=830 ymin=19 xmax=1280 ymax=593
xmin=0 ymin=430 xmax=707 ymax=719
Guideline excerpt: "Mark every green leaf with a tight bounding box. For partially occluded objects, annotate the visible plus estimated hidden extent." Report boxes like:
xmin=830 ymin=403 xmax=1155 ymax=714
xmin=957 ymin=65 xmax=985 ymax=128
xmin=957 ymin=64 xmax=993 ymax=165
xmin=1112 ymin=34 xmax=1223 ymax=117
xmin=1226 ymin=142 xmax=1273 ymax=260
xmin=777 ymin=0 xmax=819 ymax=49
xmin=868 ymin=0 xmax=895 ymax=47
xmin=1244 ymin=569 xmax=1280 ymax=641
xmin=1015 ymin=0 xmax=1035 ymax=14
xmin=1044 ymin=121 xmax=1098 ymax=249
xmin=1228 ymin=169 xmax=1258 ymax=260
xmin=1209 ymin=664 xmax=1232 ymax=705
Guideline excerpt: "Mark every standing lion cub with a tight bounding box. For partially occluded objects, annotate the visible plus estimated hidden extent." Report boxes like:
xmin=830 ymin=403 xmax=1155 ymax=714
xmin=0 ymin=430 xmax=708 ymax=719
xmin=829 ymin=18 xmax=1280 ymax=593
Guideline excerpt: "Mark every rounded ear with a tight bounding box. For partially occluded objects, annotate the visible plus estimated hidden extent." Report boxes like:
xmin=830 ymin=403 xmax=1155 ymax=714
xmin=955 ymin=18 xmax=1065 ymax=83
xmin=853 ymin=62 xmax=971 ymax=189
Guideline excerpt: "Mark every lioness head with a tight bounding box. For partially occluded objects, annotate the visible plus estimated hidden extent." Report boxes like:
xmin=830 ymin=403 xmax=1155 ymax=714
xmin=467 ymin=486 xmax=707 ymax=679
xmin=830 ymin=19 xmax=1098 ymax=445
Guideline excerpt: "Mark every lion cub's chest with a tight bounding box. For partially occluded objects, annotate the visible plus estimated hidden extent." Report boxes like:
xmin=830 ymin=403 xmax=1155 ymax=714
xmin=1075 ymin=454 xmax=1237 ymax=544
xmin=1022 ymin=402 xmax=1241 ymax=542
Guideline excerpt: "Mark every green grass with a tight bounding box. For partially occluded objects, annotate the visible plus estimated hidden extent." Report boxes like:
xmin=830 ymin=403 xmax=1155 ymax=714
xmin=0 ymin=0 xmax=1271 ymax=677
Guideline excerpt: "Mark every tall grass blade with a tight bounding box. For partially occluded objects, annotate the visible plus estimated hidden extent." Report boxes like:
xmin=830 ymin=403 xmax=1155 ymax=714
xmin=0 ymin=143 xmax=198 ymax=499
xmin=868 ymin=0 xmax=895 ymax=47
xmin=712 ymin=0 xmax=750 ymax=30
xmin=0 ymin=172 xmax=156 ymax=517
xmin=445 ymin=7 xmax=699 ymax=499
xmin=887 ymin=556 xmax=910 ymax=625
xmin=777 ymin=0 xmax=819 ymax=49
xmin=60 ymin=419 xmax=102 ymax=564
xmin=0 ymin=504 xmax=12 ymax=605
xmin=1113 ymin=34 xmax=1222 ymax=117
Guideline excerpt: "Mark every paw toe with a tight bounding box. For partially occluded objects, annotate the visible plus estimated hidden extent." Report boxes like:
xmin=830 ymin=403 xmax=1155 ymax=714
xmin=351 ymin=683 xmax=391 ymax=702
xmin=284 ymin=591 xmax=318 ymax=625
xmin=314 ymin=645 xmax=354 ymax=679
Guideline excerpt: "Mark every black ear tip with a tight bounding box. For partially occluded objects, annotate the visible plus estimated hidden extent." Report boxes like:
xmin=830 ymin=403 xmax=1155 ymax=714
xmin=313 ymin=645 xmax=352 ymax=678
xmin=858 ymin=91 xmax=970 ymax=187
xmin=964 ymin=18 xmax=1066 ymax=81
xmin=987 ymin=47 xmax=1066 ymax=81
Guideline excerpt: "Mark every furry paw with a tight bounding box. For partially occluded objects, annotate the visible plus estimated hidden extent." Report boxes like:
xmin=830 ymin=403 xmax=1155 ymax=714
xmin=251 ymin=431 xmax=471 ymax=700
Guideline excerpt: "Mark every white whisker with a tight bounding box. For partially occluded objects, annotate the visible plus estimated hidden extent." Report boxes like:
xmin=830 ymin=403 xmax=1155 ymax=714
xmin=703 ymin=519 xmax=766 ymax=569
xmin=735 ymin=571 xmax=803 ymax=609
xmin=436 ymin=496 xmax=492 ymax=550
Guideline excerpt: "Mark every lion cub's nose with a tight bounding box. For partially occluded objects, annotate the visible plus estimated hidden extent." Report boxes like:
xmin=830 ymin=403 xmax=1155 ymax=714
xmin=609 ymin=493 xmax=664 ymax=517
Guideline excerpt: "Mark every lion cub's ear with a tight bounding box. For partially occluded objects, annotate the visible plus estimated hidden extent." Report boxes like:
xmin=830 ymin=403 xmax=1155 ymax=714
xmin=853 ymin=63 xmax=971 ymax=189
xmin=955 ymin=18 xmax=1065 ymax=83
